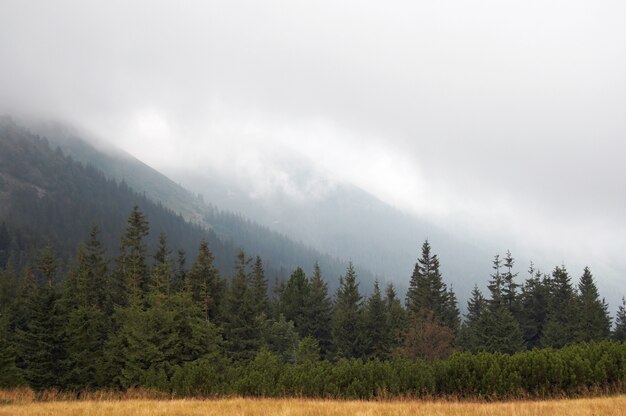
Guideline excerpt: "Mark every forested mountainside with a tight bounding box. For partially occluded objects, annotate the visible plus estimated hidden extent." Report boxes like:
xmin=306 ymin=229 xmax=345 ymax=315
xmin=0 ymin=117 xmax=363 ymax=284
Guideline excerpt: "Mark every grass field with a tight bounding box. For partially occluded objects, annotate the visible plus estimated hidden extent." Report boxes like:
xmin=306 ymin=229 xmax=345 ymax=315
xmin=1 ymin=395 xmax=625 ymax=416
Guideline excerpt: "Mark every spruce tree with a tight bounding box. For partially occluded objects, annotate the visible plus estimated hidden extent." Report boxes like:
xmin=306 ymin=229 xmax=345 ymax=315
xmin=477 ymin=254 xmax=524 ymax=353
xmin=458 ymin=285 xmax=486 ymax=352
xmin=114 ymin=206 xmax=150 ymax=306
xmin=384 ymin=283 xmax=407 ymax=353
xmin=185 ymin=240 xmax=222 ymax=322
xmin=305 ymin=263 xmax=333 ymax=359
xmin=518 ymin=265 xmax=550 ymax=349
xmin=250 ymin=256 xmax=269 ymax=318
xmin=222 ymin=250 xmax=259 ymax=361
xmin=279 ymin=267 xmax=310 ymax=337
xmin=332 ymin=262 xmax=365 ymax=359
xmin=613 ymin=297 xmax=626 ymax=342
xmin=501 ymin=250 xmax=520 ymax=318
xmin=364 ymin=280 xmax=390 ymax=360
xmin=576 ymin=267 xmax=611 ymax=342
xmin=541 ymin=265 xmax=580 ymax=348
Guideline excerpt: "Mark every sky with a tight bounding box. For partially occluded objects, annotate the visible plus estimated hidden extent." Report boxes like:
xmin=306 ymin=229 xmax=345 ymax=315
xmin=1 ymin=1 xmax=626 ymax=290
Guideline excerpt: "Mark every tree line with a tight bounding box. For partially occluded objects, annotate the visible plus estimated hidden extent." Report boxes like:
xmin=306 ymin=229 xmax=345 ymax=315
xmin=0 ymin=207 xmax=625 ymax=397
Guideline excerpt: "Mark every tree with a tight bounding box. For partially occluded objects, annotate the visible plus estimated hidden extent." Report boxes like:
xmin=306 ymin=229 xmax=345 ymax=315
xmin=518 ymin=265 xmax=550 ymax=349
xmin=501 ymin=251 xmax=520 ymax=317
xmin=384 ymin=283 xmax=407 ymax=353
xmin=405 ymin=240 xmax=457 ymax=331
xmin=185 ymin=241 xmax=222 ymax=322
xmin=613 ymin=297 xmax=626 ymax=342
xmin=398 ymin=309 xmax=455 ymax=361
xmin=576 ymin=267 xmax=611 ymax=342
xmin=250 ymin=256 xmax=269 ymax=318
xmin=113 ymin=206 xmax=150 ymax=306
xmin=222 ymin=250 xmax=259 ymax=361
xmin=279 ymin=267 xmax=310 ymax=337
xmin=364 ymin=280 xmax=390 ymax=360
xmin=458 ymin=285 xmax=487 ymax=352
xmin=478 ymin=254 xmax=524 ymax=353
xmin=332 ymin=262 xmax=365 ymax=359
xmin=261 ymin=314 xmax=299 ymax=363
xmin=541 ymin=265 xmax=580 ymax=348
xmin=304 ymin=263 xmax=333 ymax=359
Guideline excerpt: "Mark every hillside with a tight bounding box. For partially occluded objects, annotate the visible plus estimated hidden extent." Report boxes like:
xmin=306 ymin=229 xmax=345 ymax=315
xmin=0 ymin=117 xmax=366 ymax=285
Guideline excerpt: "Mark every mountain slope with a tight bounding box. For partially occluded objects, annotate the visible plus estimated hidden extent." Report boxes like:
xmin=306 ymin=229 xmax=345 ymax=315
xmin=0 ymin=117 xmax=368 ymax=287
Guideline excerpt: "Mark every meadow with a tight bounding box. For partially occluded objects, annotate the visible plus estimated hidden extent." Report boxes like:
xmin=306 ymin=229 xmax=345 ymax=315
xmin=1 ymin=392 xmax=625 ymax=416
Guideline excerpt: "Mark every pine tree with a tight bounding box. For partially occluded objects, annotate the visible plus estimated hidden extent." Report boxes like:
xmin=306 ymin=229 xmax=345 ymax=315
xmin=478 ymin=254 xmax=524 ymax=353
xmin=576 ymin=267 xmax=611 ymax=342
xmin=0 ymin=315 xmax=23 ymax=387
xmin=114 ymin=206 xmax=150 ymax=306
xmin=279 ymin=267 xmax=310 ymax=337
xmin=384 ymin=283 xmax=407 ymax=353
xmin=518 ymin=265 xmax=550 ymax=349
xmin=250 ymin=256 xmax=269 ymax=318
xmin=185 ymin=241 xmax=222 ymax=322
xmin=364 ymin=280 xmax=390 ymax=360
xmin=406 ymin=241 xmax=446 ymax=317
xmin=304 ymin=263 xmax=333 ymax=359
xmin=332 ymin=262 xmax=365 ymax=358
xmin=541 ymin=265 xmax=580 ymax=348
xmin=501 ymin=251 xmax=520 ymax=317
xmin=222 ymin=250 xmax=259 ymax=361
xmin=613 ymin=297 xmax=626 ymax=342
xmin=17 ymin=249 xmax=67 ymax=390
xmin=260 ymin=314 xmax=299 ymax=363
xmin=458 ymin=285 xmax=486 ymax=352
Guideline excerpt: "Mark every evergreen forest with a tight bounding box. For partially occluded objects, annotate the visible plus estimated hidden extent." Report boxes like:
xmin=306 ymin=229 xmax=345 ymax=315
xmin=1 ymin=207 xmax=625 ymax=399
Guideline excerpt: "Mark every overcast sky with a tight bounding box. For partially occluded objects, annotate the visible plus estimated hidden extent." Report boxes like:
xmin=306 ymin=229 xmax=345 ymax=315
xmin=1 ymin=1 xmax=626 ymax=286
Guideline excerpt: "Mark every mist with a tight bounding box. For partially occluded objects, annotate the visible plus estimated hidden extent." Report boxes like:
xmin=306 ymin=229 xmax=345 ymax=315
xmin=1 ymin=1 xmax=625 ymax=300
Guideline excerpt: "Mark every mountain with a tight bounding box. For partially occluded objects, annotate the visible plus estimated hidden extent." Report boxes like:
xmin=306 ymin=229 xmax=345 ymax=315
xmin=167 ymin=164 xmax=492 ymax=301
xmin=0 ymin=116 xmax=369 ymax=288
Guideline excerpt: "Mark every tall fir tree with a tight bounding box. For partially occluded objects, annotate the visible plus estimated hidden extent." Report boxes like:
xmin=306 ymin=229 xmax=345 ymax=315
xmin=364 ymin=280 xmax=390 ymax=360
xmin=250 ymin=256 xmax=269 ymax=319
xmin=541 ymin=265 xmax=580 ymax=348
xmin=613 ymin=297 xmax=626 ymax=342
xmin=501 ymin=250 xmax=520 ymax=318
xmin=458 ymin=285 xmax=487 ymax=352
xmin=279 ymin=267 xmax=310 ymax=337
xmin=185 ymin=241 xmax=222 ymax=322
xmin=332 ymin=262 xmax=365 ymax=359
xmin=222 ymin=250 xmax=259 ymax=361
xmin=476 ymin=254 xmax=524 ymax=353
xmin=384 ymin=283 xmax=407 ymax=353
xmin=113 ymin=206 xmax=150 ymax=306
xmin=518 ymin=265 xmax=550 ymax=349
xmin=304 ymin=263 xmax=334 ymax=359
xmin=576 ymin=267 xmax=611 ymax=342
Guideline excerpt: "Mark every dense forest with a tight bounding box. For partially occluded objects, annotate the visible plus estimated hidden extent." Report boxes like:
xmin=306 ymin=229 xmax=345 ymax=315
xmin=0 ymin=117 xmax=369 ymax=287
xmin=1 ymin=207 xmax=625 ymax=398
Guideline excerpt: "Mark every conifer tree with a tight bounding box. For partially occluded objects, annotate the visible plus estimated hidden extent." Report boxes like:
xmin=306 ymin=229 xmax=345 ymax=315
xmin=17 ymin=249 xmax=67 ymax=390
xmin=384 ymin=283 xmax=407 ymax=352
xmin=364 ymin=280 xmax=390 ymax=360
xmin=332 ymin=262 xmax=365 ymax=359
xmin=114 ymin=206 xmax=150 ymax=306
xmin=0 ymin=315 xmax=22 ymax=387
xmin=250 ymin=256 xmax=269 ymax=318
xmin=222 ymin=250 xmax=259 ymax=361
xmin=517 ymin=265 xmax=550 ymax=349
xmin=185 ymin=241 xmax=222 ymax=322
xmin=501 ymin=250 xmax=520 ymax=317
xmin=613 ymin=297 xmax=626 ymax=342
xmin=541 ymin=265 xmax=580 ymax=348
xmin=305 ymin=263 xmax=333 ymax=358
xmin=260 ymin=314 xmax=299 ymax=363
xmin=576 ymin=267 xmax=611 ymax=342
xmin=477 ymin=254 xmax=524 ymax=353
xmin=458 ymin=285 xmax=486 ymax=352
xmin=279 ymin=267 xmax=310 ymax=337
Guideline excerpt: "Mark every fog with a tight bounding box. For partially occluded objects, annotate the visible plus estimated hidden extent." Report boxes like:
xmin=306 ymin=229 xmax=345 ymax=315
xmin=1 ymin=1 xmax=626 ymax=294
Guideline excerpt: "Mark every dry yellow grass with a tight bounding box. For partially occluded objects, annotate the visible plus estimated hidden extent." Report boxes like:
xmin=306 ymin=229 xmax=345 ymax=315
xmin=1 ymin=395 xmax=625 ymax=416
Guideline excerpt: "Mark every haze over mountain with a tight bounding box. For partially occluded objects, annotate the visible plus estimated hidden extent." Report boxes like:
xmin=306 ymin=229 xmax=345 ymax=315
xmin=1 ymin=1 xmax=625 ymax=308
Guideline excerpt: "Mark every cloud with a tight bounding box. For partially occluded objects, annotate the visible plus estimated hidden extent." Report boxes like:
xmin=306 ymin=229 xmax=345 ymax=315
xmin=1 ymin=0 xmax=626 ymax=291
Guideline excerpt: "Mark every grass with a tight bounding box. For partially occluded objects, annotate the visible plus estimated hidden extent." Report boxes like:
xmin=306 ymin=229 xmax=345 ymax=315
xmin=1 ymin=392 xmax=625 ymax=416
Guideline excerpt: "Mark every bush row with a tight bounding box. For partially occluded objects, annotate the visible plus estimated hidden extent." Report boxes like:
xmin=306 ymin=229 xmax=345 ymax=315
xmin=147 ymin=341 xmax=626 ymax=400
